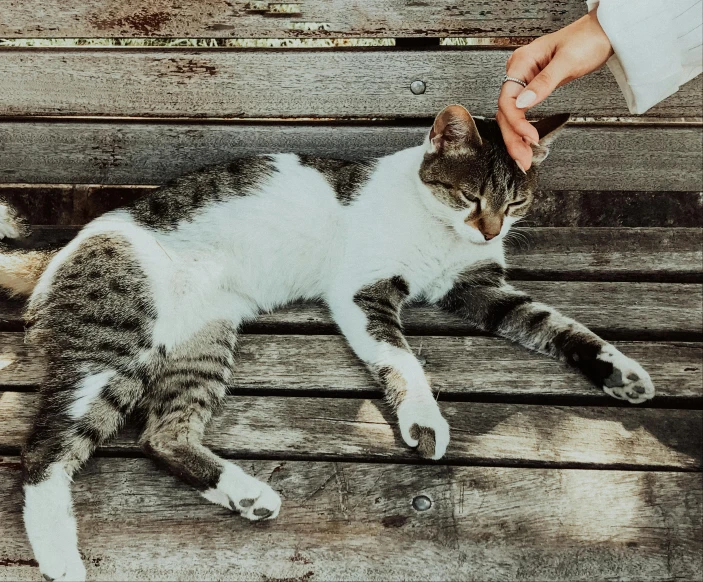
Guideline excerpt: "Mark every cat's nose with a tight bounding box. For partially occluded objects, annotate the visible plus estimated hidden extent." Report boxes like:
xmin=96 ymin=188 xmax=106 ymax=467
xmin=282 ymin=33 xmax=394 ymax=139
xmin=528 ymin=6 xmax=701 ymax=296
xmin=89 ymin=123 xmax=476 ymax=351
xmin=483 ymin=232 xmax=498 ymax=241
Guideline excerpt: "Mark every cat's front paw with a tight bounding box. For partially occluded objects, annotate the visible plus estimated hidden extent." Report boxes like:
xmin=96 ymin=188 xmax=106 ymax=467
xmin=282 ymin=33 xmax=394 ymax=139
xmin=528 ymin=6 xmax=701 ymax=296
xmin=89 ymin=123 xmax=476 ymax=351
xmin=598 ymin=346 xmax=655 ymax=404
xmin=397 ymin=394 xmax=450 ymax=460
xmin=203 ymin=464 xmax=282 ymax=521
xmin=37 ymin=553 xmax=86 ymax=582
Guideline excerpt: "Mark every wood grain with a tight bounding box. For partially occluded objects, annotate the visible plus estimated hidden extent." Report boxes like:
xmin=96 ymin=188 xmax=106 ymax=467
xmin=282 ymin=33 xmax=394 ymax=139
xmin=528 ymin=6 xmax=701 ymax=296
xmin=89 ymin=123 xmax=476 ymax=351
xmin=1 ymin=122 xmax=700 ymax=192
xmin=1 ymin=332 xmax=700 ymax=402
xmin=0 ymin=49 xmax=701 ymax=119
xmin=1 ymin=185 xmax=701 ymax=228
xmin=1 ymin=457 xmax=700 ymax=581
xmin=251 ymin=283 xmax=703 ymax=339
xmin=199 ymin=280 xmax=703 ymax=339
xmin=0 ymin=392 xmax=700 ymax=468
xmin=0 ymin=0 xmax=589 ymax=38
xmin=2 ymin=281 xmax=701 ymax=338
xmin=508 ymin=228 xmax=703 ymax=283
xmin=8 ymin=225 xmax=701 ymax=283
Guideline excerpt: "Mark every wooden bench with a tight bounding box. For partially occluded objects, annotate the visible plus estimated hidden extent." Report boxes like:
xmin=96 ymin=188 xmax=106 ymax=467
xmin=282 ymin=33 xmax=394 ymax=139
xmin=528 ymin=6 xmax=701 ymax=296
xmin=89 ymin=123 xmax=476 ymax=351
xmin=1 ymin=2 xmax=701 ymax=580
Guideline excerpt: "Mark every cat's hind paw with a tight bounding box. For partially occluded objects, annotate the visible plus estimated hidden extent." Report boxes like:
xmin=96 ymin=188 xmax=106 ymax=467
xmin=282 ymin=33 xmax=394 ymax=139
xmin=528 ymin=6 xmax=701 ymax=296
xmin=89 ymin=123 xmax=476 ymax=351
xmin=397 ymin=395 xmax=450 ymax=460
xmin=203 ymin=464 xmax=282 ymax=521
xmin=599 ymin=347 xmax=655 ymax=404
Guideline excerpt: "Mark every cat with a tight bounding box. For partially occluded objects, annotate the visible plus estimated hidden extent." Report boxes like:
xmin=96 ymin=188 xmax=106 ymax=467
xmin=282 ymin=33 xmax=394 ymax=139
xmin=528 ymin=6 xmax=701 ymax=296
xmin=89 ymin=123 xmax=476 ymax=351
xmin=0 ymin=105 xmax=654 ymax=582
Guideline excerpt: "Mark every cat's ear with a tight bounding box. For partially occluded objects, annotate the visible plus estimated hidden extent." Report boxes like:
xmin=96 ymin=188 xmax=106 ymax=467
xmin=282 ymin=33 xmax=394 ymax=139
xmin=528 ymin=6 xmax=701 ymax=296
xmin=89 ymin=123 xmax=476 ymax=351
xmin=428 ymin=105 xmax=482 ymax=153
xmin=529 ymin=113 xmax=570 ymax=166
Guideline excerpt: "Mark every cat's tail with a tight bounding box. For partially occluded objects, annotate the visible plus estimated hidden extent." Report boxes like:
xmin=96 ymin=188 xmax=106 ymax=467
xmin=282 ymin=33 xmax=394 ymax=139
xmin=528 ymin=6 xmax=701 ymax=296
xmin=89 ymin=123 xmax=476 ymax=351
xmin=0 ymin=201 xmax=56 ymax=297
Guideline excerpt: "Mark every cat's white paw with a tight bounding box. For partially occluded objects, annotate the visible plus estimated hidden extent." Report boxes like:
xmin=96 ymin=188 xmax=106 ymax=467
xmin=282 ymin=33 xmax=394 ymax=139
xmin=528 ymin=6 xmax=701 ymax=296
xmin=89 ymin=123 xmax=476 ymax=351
xmin=397 ymin=394 xmax=450 ymax=460
xmin=203 ymin=464 xmax=281 ymax=521
xmin=38 ymin=553 xmax=86 ymax=582
xmin=598 ymin=346 xmax=655 ymax=404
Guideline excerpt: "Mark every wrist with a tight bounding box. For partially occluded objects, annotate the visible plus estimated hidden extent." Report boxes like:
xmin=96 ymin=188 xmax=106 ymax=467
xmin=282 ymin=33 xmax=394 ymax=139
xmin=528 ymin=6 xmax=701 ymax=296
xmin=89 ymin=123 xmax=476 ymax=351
xmin=587 ymin=9 xmax=614 ymax=59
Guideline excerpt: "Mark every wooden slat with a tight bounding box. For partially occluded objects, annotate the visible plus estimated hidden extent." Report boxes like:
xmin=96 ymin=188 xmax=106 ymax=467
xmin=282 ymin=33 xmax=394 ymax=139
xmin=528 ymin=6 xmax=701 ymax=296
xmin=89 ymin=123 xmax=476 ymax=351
xmin=8 ymin=225 xmax=701 ymax=283
xmin=0 ymin=392 xmax=700 ymax=469
xmin=2 ymin=279 xmax=701 ymax=340
xmin=1 ymin=332 xmax=700 ymax=403
xmin=0 ymin=1 xmax=589 ymax=38
xmin=1 ymin=123 xmax=700 ymax=192
xmin=1 ymin=458 xmax=700 ymax=581
xmin=2 ymin=282 xmax=701 ymax=338
xmin=2 ymin=185 xmax=701 ymax=227
xmin=3 ymin=283 xmax=701 ymax=338
xmin=250 ymin=283 xmax=703 ymax=339
xmin=508 ymin=228 xmax=703 ymax=282
xmin=1 ymin=49 xmax=701 ymax=119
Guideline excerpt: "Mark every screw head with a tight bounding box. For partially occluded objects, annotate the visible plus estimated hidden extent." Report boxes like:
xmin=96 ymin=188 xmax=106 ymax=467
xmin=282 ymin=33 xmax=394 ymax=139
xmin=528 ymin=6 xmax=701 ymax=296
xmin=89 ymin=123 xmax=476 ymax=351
xmin=412 ymin=495 xmax=432 ymax=511
xmin=410 ymin=80 xmax=426 ymax=95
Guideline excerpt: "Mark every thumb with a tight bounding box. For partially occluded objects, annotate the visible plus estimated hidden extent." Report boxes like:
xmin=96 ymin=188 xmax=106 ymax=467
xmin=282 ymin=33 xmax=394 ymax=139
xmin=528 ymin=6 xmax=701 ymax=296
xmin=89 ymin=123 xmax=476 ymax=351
xmin=515 ymin=55 xmax=571 ymax=110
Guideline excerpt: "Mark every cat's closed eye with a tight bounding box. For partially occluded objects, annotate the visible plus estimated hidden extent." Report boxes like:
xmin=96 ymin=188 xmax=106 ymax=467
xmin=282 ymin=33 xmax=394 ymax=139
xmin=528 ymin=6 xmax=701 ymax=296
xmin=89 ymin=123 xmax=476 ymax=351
xmin=506 ymin=199 xmax=527 ymax=214
xmin=459 ymin=192 xmax=480 ymax=205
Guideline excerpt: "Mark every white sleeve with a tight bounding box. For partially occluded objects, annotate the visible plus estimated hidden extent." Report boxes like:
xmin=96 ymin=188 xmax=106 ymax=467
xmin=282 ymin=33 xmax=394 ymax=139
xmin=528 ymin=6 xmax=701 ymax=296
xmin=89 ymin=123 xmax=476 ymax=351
xmin=586 ymin=0 xmax=702 ymax=114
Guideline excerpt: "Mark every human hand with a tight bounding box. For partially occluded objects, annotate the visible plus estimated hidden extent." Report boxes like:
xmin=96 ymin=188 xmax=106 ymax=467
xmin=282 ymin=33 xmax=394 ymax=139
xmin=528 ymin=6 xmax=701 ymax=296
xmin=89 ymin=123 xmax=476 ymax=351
xmin=497 ymin=10 xmax=614 ymax=171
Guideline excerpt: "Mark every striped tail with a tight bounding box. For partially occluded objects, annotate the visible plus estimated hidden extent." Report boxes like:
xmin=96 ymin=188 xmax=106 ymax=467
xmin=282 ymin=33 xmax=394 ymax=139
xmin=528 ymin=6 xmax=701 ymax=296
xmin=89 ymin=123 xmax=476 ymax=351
xmin=0 ymin=201 xmax=56 ymax=297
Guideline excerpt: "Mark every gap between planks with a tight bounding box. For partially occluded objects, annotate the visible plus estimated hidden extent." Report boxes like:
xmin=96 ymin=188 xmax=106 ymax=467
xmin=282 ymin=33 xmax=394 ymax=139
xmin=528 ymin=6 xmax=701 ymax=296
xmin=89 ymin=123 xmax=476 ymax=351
xmin=1 ymin=186 xmax=700 ymax=228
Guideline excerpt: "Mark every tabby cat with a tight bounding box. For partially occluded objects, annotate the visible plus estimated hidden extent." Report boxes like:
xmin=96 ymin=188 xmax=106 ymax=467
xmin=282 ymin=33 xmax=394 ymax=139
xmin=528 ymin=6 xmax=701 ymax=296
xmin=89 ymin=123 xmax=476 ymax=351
xmin=0 ymin=105 xmax=653 ymax=581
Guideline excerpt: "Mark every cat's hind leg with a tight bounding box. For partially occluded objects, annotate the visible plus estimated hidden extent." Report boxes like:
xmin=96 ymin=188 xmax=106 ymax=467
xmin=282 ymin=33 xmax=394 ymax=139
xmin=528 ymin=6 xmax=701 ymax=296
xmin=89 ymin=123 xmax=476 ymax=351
xmin=22 ymin=232 xmax=155 ymax=581
xmin=23 ymin=369 xmax=143 ymax=582
xmin=139 ymin=321 xmax=281 ymax=521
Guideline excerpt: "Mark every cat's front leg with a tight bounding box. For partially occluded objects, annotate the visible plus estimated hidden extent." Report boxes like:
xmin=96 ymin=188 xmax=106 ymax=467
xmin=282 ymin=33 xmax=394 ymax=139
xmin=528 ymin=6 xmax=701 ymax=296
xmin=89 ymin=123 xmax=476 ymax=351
xmin=438 ymin=262 xmax=655 ymax=403
xmin=329 ymin=276 xmax=450 ymax=460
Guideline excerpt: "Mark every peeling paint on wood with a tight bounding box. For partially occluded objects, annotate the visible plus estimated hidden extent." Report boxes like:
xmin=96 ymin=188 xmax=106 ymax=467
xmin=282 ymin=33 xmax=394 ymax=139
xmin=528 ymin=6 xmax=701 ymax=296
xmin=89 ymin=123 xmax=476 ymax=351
xmin=0 ymin=1 xmax=592 ymax=38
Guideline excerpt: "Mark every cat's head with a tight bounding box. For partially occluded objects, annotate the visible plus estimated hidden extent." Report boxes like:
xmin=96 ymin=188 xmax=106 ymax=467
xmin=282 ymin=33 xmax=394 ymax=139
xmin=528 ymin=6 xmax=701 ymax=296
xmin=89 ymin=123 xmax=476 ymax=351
xmin=418 ymin=104 xmax=569 ymax=245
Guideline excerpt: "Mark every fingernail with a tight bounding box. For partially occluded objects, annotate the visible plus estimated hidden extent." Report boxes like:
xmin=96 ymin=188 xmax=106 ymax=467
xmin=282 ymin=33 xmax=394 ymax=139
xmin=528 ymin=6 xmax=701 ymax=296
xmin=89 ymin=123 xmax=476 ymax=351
xmin=516 ymin=161 xmax=527 ymax=174
xmin=516 ymin=90 xmax=537 ymax=109
xmin=523 ymin=136 xmax=539 ymax=147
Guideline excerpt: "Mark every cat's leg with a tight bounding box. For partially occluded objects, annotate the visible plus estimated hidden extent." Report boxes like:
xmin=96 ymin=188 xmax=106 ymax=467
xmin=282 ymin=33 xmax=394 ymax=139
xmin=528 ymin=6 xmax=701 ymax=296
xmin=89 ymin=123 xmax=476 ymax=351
xmin=139 ymin=321 xmax=281 ymax=521
xmin=23 ymin=233 xmax=155 ymax=581
xmin=329 ymin=277 xmax=449 ymax=460
xmin=437 ymin=262 xmax=654 ymax=403
xmin=23 ymin=366 xmax=142 ymax=582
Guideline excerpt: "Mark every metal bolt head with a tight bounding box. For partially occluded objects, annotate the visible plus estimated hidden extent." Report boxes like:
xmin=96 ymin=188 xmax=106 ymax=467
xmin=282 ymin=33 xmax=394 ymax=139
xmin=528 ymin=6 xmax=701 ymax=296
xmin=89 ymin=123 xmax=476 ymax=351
xmin=410 ymin=80 xmax=426 ymax=95
xmin=412 ymin=495 xmax=432 ymax=511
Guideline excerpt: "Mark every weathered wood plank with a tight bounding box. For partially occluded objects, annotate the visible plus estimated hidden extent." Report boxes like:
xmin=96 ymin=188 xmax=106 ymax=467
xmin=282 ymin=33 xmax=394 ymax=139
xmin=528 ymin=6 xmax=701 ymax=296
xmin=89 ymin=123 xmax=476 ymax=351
xmin=2 ymin=282 xmax=701 ymax=338
xmin=0 ymin=0 xmax=589 ymax=38
xmin=508 ymin=228 xmax=703 ymax=282
xmin=0 ymin=283 xmax=687 ymax=341
xmin=1 ymin=332 xmax=700 ymax=402
xmin=8 ymin=225 xmax=701 ymax=283
xmin=1 ymin=457 xmax=700 ymax=581
xmin=1 ymin=123 xmax=700 ymax=192
xmin=0 ymin=50 xmax=701 ymax=119
xmin=2 ymin=185 xmax=701 ymax=228
xmin=0 ymin=392 xmax=700 ymax=469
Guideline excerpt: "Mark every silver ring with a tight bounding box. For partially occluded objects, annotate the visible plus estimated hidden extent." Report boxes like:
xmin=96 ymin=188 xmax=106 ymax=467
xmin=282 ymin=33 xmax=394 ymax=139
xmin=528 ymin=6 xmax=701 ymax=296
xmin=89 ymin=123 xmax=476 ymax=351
xmin=503 ymin=75 xmax=527 ymax=88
